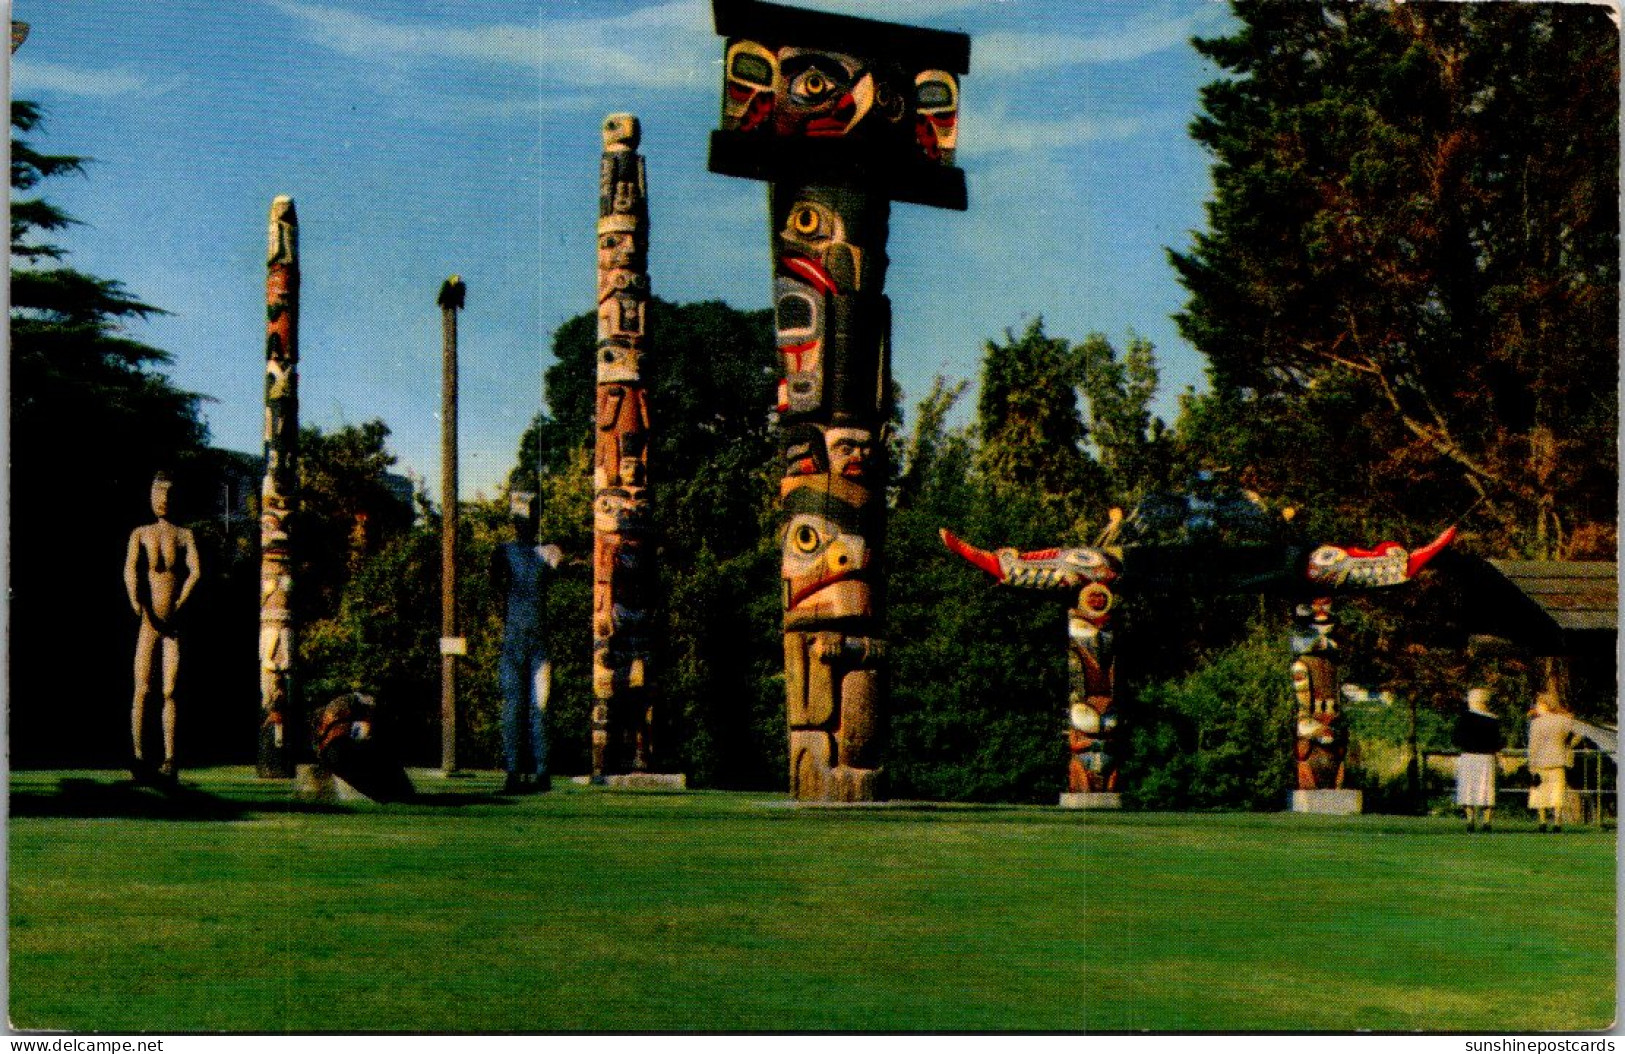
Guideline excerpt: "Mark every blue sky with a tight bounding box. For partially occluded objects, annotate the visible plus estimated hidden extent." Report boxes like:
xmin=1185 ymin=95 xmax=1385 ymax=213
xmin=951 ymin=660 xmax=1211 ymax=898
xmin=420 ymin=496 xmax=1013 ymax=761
xmin=11 ymin=0 xmax=1236 ymax=499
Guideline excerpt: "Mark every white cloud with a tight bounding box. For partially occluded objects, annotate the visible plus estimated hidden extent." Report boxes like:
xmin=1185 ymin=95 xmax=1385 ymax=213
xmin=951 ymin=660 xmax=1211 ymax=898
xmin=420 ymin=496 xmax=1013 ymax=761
xmin=957 ymin=98 xmax=1149 ymax=157
xmin=267 ymin=0 xmax=716 ymax=91
xmin=12 ymin=59 xmax=160 ymax=98
xmin=976 ymin=4 xmax=1230 ymax=77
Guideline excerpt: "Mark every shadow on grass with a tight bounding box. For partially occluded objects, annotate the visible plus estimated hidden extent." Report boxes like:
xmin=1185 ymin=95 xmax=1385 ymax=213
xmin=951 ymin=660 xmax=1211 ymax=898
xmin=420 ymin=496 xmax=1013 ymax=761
xmin=9 ymin=777 xmax=513 ymax=820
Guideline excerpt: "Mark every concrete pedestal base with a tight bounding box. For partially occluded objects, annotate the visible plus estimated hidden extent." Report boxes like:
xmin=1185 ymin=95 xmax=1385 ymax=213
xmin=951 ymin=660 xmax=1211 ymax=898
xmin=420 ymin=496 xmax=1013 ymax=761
xmin=1059 ymin=792 xmax=1123 ymax=810
xmin=294 ymin=764 xmax=368 ymax=803
xmin=571 ymin=773 xmax=688 ymax=790
xmin=1289 ymin=788 xmax=1362 ymax=814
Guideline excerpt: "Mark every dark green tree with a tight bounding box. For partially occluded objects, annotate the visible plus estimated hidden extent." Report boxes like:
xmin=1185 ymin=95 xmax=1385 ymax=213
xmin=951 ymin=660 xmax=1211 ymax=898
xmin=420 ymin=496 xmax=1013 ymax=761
xmin=1170 ymin=2 xmax=1618 ymax=557
xmin=294 ymin=419 xmax=416 ymax=622
xmin=974 ymin=318 xmax=1094 ymax=539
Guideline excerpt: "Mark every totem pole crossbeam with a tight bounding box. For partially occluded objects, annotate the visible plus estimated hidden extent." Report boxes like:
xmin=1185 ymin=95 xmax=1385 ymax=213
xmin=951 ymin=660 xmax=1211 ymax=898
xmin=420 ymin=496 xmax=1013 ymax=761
xmin=708 ymin=0 xmax=969 ymax=801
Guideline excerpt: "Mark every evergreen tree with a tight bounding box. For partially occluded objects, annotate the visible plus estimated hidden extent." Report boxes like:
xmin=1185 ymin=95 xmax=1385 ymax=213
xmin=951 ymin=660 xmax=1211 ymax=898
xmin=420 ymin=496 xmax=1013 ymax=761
xmin=1169 ymin=2 xmax=1618 ymax=557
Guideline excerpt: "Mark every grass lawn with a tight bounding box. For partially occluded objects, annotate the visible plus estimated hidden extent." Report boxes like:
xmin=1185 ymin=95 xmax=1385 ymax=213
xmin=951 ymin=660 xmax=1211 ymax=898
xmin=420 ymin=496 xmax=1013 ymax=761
xmin=8 ymin=768 xmax=1616 ymax=1033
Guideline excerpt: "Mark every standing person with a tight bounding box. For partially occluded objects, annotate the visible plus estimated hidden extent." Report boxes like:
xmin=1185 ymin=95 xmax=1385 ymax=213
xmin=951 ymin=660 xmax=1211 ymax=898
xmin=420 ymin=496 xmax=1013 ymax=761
xmin=1527 ymin=695 xmax=1581 ymax=832
xmin=124 ymin=472 xmax=201 ymax=783
xmin=491 ymin=493 xmax=564 ymax=795
xmin=1452 ymin=687 xmax=1502 ymax=831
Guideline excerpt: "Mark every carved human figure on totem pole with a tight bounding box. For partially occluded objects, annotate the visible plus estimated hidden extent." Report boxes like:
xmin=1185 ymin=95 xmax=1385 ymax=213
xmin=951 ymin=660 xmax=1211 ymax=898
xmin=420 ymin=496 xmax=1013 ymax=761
xmin=941 ymin=514 xmax=1455 ymax=801
xmin=259 ymin=195 xmax=299 ymax=778
xmin=124 ymin=473 xmax=201 ymax=783
xmin=592 ymin=113 xmax=656 ymax=777
xmin=1289 ymin=596 xmax=1346 ymax=790
xmin=709 ymin=0 xmax=969 ymax=801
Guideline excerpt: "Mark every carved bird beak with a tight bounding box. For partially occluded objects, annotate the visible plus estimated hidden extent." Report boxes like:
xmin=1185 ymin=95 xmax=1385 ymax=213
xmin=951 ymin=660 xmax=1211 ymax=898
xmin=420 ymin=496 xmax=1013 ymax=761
xmin=1405 ymin=525 xmax=1456 ymax=578
xmin=940 ymin=528 xmax=1004 ymax=580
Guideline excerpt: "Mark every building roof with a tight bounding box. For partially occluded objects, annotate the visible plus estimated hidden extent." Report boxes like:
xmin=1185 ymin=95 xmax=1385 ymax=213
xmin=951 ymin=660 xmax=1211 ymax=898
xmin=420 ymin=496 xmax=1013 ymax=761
xmin=1484 ymin=560 xmax=1618 ymax=634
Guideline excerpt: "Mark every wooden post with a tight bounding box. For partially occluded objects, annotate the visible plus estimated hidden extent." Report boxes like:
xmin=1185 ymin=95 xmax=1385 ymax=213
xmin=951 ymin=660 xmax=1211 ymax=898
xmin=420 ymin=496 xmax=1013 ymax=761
xmin=439 ymin=276 xmax=465 ymax=774
xmin=258 ymin=196 xmax=299 ymax=778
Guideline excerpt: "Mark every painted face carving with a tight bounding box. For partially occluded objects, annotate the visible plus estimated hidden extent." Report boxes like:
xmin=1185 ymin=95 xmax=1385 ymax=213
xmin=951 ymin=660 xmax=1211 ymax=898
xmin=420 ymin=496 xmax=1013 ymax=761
xmin=824 ymin=427 xmax=872 ymax=481
xmin=723 ymin=39 xmax=778 ymax=132
xmin=783 ymin=511 xmax=869 ymax=612
xmin=775 ymin=48 xmax=874 ymax=138
xmin=598 ymin=221 xmax=641 ymax=273
xmin=779 ymin=197 xmax=862 ymax=291
xmin=914 ymin=69 xmax=959 ymax=162
xmin=593 ymin=489 xmax=648 ymax=535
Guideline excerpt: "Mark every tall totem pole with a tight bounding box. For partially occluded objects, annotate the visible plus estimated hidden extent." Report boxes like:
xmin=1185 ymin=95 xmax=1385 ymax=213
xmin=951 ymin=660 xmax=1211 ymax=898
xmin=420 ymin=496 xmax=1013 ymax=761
xmin=708 ymin=0 xmax=969 ymax=801
xmin=593 ymin=113 xmax=656 ymax=777
xmin=258 ymin=196 xmax=299 ymax=778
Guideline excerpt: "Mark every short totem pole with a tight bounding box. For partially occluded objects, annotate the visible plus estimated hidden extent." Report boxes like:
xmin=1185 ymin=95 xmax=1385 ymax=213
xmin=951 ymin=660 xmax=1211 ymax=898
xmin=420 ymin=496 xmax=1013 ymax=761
xmin=943 ymin=484 xmax=1454 ymax=808
xmin=708 ymin=0 xmax=969 ymax=801
xmin=258 ymin=196 xmax=299 ymax=778
xmin=592 ymin=113 xmax=656 ymax=776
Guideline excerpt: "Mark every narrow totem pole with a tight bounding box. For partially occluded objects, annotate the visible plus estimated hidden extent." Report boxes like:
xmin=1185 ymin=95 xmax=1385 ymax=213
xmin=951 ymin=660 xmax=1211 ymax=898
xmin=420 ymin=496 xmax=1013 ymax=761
xmin=439 ymin=276 xmax=466 ymax=774
xmin=592 ymin=113 xmax=656 ymax=777
xmin=708 ymin=0 xmax=969 ymax=801
xmin=258 ymin=196 xmax=299 ymax=778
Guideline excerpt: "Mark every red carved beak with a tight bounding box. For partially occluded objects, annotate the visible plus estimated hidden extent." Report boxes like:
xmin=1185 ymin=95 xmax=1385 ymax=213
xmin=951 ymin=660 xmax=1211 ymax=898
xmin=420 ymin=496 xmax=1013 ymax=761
xmin=1405 ymin=525 xmax=1456 ymax=578
xmin=940 ymin=528 xmax=1004 ymax=580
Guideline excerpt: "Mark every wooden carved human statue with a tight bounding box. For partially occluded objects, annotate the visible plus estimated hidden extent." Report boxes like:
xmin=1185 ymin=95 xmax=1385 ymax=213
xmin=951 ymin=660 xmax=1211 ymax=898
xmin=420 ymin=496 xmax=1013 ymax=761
xmin=709 ymin=0 xmax=969 ymax=801
xmin=124 ymin=472 xmax=201 ymax=782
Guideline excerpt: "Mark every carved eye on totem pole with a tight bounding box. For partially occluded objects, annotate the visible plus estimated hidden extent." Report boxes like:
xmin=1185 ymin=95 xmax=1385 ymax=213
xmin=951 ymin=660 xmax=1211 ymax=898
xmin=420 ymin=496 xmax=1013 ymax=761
xmin=723 ymin=39 xmax=778 ymax=132
xmin=598 ymin=222 xmax=641 ymax=272
xmin=914 ymin=69 xmax=959 ymax=162
xmin=783 ymin=511 xmax=869 ymax=609
xmin=775 ymin=49 xmax=875 ymax=138
xmin=593 ymin=489 xmax=648 ymax=535
xmin=602 ymin=112 xmax=640 ymax=150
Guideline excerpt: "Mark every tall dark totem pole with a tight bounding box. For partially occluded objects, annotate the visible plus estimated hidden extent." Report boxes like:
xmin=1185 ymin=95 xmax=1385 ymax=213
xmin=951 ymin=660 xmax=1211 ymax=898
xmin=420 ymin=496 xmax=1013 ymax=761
xmin=708 ymin=0 xmax=969 ymax=801
xmin=258 ymin=195 xmax=299 ymax=778
xmin=593 ymin=113 xmax=657 ymax=776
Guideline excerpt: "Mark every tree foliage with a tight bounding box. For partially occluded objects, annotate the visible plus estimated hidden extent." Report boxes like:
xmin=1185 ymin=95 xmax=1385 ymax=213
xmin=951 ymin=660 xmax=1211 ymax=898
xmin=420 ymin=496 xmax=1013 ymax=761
xmin=1170 ymin=1 xmax=1618 ymax=558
